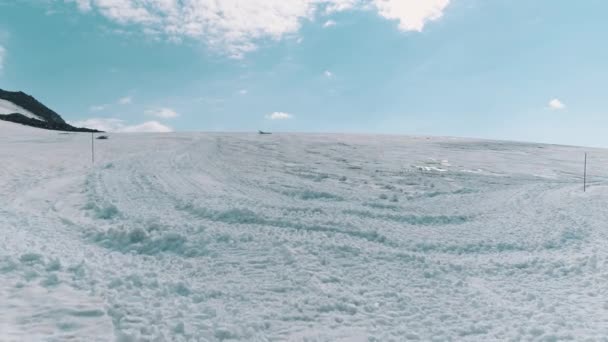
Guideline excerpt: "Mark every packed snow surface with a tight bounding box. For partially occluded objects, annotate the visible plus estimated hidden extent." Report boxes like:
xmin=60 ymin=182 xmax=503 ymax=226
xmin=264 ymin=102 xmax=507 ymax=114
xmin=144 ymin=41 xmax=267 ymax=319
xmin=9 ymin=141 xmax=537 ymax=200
xmin=0 ymin=99 xmax=44 ymax=121
xmin=1 ymin=120 xmax=608 ymax=341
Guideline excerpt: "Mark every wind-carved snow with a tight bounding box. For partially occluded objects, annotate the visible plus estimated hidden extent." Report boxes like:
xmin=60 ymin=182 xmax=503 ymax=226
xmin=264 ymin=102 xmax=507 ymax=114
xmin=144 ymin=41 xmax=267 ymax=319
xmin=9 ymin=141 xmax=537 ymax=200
xmin=0 ymin=99 xmax=44 ymax=121
xmin=2 ymin=120 xmax=608 ymax=340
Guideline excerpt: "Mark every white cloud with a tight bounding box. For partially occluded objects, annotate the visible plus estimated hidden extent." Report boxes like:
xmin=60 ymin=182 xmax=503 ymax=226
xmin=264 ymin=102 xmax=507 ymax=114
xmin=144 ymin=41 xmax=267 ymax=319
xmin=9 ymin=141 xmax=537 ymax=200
xmin=548 ymin=98 xmax=565 ymax=110
xmin=323 ymin=20 xmax=337 ymax=28
xmin=0 ymin=45 xmax=5 ymax=71
xmin=373 ymin=0 xmax=450 ymax=32
xmin=66 ymin=0 xmax=92 ymax=12
xmin=266 ymin=112 xmax=293 ymax=120
xmin=121 ymin=121 xmax=173 ymax=133
xmin=325 ymin=0 xmax=360 ymax=13
xmin=69 ymin=118 xmax=124 ymax=132
xmin=239 ymin=89 xmax=248 ymax=95
xmin=65 ymin=0 xmax=451 ymax=58
xmin=89 ymin=105 xmax=106 ymax=111
xmin=118 ymin=96 xmax=132 ymax=105
xmin=324 ymin=70 xmax=334 ymax=78
xmin=69 ymin=118 xmax=173 ymax=132
xmin=145 ymin=107 xmax=179 ymax=119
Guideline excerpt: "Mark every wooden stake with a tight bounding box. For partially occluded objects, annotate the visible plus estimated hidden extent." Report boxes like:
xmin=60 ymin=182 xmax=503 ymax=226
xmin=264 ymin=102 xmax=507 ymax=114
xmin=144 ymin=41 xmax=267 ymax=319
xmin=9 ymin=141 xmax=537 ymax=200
xmin=584 ymin=152 xmax=587 ymax=192
xmin=92 ymin=132 xmax=95 ymax=164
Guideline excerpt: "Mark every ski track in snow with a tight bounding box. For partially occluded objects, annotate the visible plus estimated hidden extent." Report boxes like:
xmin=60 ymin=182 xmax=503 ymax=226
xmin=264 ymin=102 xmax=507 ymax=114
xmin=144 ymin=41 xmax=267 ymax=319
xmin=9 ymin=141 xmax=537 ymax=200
xmin=2 ymin=120 xmax=608 ymax=341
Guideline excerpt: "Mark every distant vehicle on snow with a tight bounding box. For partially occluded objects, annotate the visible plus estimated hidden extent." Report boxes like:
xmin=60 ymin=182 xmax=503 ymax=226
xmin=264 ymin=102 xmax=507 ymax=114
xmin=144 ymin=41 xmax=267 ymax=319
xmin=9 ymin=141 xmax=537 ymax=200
xmin=258 ymin=130 xmax=272 ymax=135
xmin=96 ymin=135 xmax=109 ymax=140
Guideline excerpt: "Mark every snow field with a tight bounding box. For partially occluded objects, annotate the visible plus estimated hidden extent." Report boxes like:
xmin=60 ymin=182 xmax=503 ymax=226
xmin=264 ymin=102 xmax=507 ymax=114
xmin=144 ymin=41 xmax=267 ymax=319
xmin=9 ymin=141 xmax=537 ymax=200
xmin=2 ymin=120 xmax=608 ymax=340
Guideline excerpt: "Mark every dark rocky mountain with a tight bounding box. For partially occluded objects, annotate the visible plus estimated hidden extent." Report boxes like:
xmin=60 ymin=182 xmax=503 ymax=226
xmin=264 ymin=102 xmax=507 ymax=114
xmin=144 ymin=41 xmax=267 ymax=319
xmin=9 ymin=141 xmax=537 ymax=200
xmin=0 ymin=88 xmax=101 ymax=132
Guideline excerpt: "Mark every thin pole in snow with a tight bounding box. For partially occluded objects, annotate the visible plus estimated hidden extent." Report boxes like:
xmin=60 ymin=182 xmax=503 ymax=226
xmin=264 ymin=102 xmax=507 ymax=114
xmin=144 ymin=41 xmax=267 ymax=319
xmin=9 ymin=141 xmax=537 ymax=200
xmin=584 ymin=152 xmax=587 ymax=192
xmin=92 ymin=132 xmax=95 ymax=164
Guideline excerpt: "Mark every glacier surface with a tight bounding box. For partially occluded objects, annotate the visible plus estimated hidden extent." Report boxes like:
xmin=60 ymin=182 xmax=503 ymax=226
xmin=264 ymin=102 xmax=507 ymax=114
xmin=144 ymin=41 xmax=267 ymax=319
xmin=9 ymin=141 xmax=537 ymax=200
xmin=1 ymin=120 xmax=608 ymax=341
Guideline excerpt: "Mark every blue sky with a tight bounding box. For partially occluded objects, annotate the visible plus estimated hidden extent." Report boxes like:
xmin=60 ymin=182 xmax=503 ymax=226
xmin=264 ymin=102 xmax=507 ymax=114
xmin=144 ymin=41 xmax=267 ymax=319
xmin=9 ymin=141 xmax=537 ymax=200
xmin=1 ymin=0 xmax=608 ymax=146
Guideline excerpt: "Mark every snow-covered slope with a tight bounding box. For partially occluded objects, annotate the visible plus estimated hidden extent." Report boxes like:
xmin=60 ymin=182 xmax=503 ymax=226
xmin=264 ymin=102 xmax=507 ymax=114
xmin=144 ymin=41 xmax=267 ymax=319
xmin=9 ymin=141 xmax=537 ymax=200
xmin=0 ymin=98 xmax=44 ymax=121
xmin=2 ymin=120 xmax=608 ymax=341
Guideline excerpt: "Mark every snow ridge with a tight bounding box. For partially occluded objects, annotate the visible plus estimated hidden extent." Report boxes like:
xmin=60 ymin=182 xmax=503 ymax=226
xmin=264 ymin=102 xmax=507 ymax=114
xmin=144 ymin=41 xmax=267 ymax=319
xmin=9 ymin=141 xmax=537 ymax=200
xmin=0 ymin=98 xmax=44 ymax=121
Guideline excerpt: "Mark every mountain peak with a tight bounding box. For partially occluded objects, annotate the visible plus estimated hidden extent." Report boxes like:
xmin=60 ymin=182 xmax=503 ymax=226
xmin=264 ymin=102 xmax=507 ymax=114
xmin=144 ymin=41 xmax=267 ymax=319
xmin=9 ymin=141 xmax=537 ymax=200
xmin=0 ymin=88 xmax=101 ymax=132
